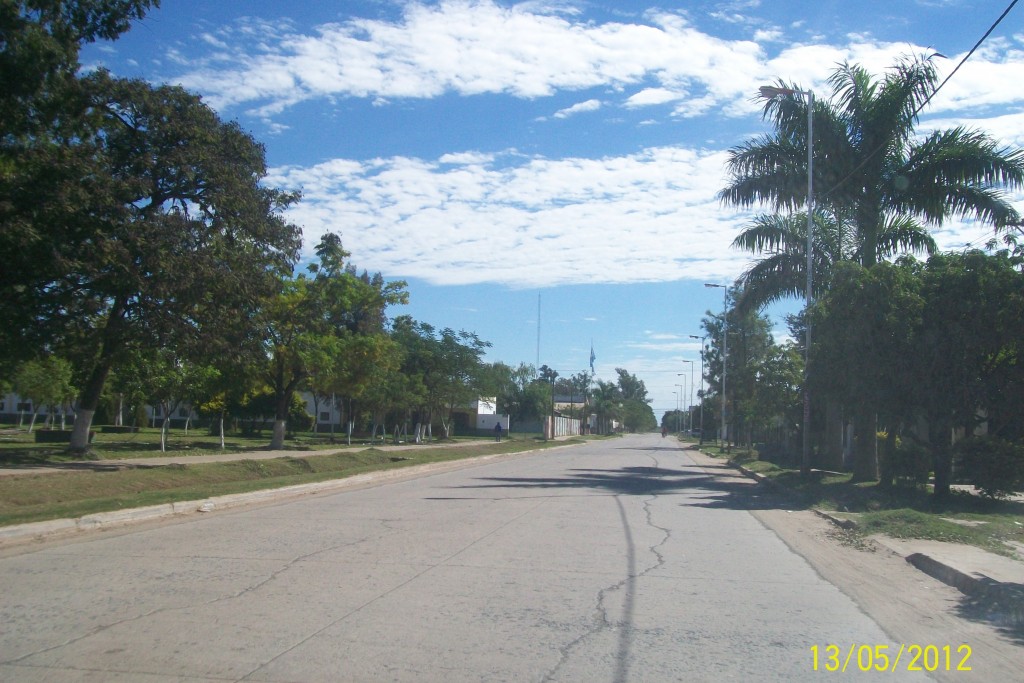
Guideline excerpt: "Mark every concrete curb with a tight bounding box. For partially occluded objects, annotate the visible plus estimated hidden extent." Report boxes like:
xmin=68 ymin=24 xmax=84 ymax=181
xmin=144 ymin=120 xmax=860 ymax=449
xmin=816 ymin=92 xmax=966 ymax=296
xmin=903 ymin=553 xmax=1024 ymax=624
xmin=0 ymin=442 xmax=582 ymax=548
xmin=812 ymin=510 xmax=1024 ymax=625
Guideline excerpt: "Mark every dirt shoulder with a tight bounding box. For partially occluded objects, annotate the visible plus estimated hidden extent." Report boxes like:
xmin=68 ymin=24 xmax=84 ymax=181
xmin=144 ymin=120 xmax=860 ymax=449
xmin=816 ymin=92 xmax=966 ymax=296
xmin=686 ymin=446 xmax=1023 ymax=682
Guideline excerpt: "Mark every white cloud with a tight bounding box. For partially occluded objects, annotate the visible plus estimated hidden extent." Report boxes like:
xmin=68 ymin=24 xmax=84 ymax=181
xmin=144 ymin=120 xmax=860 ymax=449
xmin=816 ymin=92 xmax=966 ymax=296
xmin=159 ymin=0 xmax=1024 ymax=140
xmin=553 ymin=98 xmax=602 ymax=118
xmin=268 ymin=145 xmax=751 ymax=289
xmin=624 ymin=87 xmax=684 ymax=108
xmin=163 ymin=2 xmax=1024 ymax=293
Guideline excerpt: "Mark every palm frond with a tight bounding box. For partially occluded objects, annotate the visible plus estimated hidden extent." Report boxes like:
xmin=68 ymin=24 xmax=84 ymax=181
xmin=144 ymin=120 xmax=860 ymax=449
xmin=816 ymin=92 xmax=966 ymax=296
xmin=876 ymin=215 xmax=936 ymax=258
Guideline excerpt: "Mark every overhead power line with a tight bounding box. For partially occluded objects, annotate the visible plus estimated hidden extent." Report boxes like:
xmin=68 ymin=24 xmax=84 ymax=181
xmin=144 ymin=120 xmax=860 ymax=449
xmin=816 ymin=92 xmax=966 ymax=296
xmin=821 ymin=0 xmax=1019 ymax=200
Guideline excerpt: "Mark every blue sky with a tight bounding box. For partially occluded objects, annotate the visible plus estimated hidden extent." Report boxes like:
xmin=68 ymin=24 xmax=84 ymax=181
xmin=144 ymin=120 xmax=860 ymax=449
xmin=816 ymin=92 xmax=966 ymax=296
xmin=81 ymin=0 xmax=1024 ymax=421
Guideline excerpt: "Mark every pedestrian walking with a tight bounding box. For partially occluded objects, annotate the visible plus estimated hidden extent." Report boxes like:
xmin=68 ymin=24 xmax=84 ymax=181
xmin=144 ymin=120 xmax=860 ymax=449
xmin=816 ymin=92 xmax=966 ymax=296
xmin=494 ymin=421 xmax=503 ymax=442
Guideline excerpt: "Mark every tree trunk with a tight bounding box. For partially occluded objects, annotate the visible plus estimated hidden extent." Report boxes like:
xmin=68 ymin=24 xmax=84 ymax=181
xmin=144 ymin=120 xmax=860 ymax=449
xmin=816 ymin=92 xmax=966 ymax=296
xmin=930 ymin=417 xmax=953 ymax=499
xmin=219 ymin=412 xmax=226 ymax=450
xmin=312 ymin=394 xmax=320 ymax=434
xmin=160 ymin=416 xmax=169 ymax=452
xmin=270 ymin=385 xmax=292 ymax=449
xmin=70 ymin=355 xmax=115 ymax=452
xmin=820 ymin=399 xmax=845 ymax=471
xmin=878 ymin=425 xmax=898 ymax=489
xmin=850 ymin=409 xmax=878 ymax=482
xmin=70 ymin=408 xmax=94 ymax=452
xmin=270 ymin=419 xmax=287 ymax=449
xmin=330 ymin=393 xmax=336 ymax=438
xmin=28 ymin=408 xmax=39 ymax=433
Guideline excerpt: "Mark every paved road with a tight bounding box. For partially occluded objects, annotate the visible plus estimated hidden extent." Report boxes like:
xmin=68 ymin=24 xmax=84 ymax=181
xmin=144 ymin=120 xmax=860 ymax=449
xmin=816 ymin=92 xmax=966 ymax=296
xmin=0 ymin=434 xmax=930 ymax=682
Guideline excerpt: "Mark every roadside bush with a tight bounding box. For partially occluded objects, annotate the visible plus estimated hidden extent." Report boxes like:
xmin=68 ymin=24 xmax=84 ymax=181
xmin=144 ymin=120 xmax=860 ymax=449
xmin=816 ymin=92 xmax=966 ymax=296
xmin=890 ymin=439 xmax=931 ymax=489
xmin=954 ymin=437 xmax=1024 ymax=499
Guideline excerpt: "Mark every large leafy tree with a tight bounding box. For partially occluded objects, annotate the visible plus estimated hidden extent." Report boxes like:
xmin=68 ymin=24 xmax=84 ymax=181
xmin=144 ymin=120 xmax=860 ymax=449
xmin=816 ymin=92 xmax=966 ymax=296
xmin=811 ymin=261 xmax=924 ymax=482
xmin=479 ymin=362 xmax=548 ymax=427
xmin=261 ymin=233 xmax=406 ymax=449
xmin=1 ymin=1 xmax=158 ymax=382
xmin=0 ymin=0 xmax=158 ymax=138
xmin=29 ymin=74 xmax=302 ymax=451
xmin=12 ymin=354 xmax=75 ymax=431
xmin=391 ymin=318 xmax=488 ymax=441
xmin=913 ymin=250 xmax=1024 ymax=497
xmin=589 ymin=380 xmax=622 ymax=435
xmin=614 ymin=368 xmax=656 ymax=433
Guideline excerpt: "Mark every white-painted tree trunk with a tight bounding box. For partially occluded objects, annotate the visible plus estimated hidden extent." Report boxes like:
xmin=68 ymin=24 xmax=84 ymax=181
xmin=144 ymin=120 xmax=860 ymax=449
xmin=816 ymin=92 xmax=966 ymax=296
xmin=70 ymin=408 xmax=95 ymax=451
xmin=270 ymin=419 xmax=287 ymax=450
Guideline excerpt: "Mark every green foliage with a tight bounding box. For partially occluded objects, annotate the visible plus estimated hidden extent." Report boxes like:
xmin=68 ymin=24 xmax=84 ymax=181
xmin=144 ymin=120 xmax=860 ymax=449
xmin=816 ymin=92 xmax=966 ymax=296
xmin=889 ymin=438 xmax=931 ymax=489
xmin=723 ymin=54 xmax=1023 ymax=273
xmin=955 ymin=437 xmax=1024 ymax=499
xmin=288 ymin=396 xmax=315 ymax=433
xmin=0 ymin=0 xmax=158 ymax=138
xmin=12 ymin=355 xmax=76 ymax=428
xmin=700 ymin=289 xmax=800 ymax=447
xmin=621 ymin=398 xmax=656 ymax=432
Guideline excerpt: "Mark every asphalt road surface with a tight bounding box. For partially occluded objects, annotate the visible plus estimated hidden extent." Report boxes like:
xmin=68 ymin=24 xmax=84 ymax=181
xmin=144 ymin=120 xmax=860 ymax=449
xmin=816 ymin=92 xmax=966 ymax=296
xmin=0 ymin=434 xmax=933 ymax=682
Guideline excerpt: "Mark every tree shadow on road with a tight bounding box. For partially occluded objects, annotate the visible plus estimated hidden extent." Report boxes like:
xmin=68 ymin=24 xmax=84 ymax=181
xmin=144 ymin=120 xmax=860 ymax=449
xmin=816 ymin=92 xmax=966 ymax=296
xmin=953 ymin=583 xmax=1024 ymax=645
xmin=441 ymin=464 xmax=805 ymax=511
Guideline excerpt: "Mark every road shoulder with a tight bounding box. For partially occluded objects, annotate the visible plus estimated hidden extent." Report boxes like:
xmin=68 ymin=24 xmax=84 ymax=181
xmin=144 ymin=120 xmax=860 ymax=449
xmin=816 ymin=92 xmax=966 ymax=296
xmin=684 ymin=445 xmax=1023 ymax=682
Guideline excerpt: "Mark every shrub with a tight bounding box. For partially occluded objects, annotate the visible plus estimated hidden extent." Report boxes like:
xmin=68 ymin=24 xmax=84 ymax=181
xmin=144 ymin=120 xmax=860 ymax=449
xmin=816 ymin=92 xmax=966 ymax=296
xmin=890 ymin=439 xmax=931 ymax=488
xmin=954 ymin=437 xmax=1024 ymax=499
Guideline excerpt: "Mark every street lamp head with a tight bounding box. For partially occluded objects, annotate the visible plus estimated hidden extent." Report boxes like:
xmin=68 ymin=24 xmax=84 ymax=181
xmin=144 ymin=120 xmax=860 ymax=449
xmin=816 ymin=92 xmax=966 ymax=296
xmin=759 ymin=85 xmax=796 ymax=98
xmin=704 ymin=283 xmax=724 ymax=289
xmin=759 ymin=85 xmax=810 ymax=99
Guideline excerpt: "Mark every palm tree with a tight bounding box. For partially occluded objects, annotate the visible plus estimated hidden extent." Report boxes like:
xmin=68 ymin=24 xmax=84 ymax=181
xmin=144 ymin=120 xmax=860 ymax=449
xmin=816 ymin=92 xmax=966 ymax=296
xmin=721 ymin=54 xmax=1023 ymax=268
xmin=731 ymin=209 xmax=937 ymax=313
xmin=721 ymin=54 xmax=1024 ymax=480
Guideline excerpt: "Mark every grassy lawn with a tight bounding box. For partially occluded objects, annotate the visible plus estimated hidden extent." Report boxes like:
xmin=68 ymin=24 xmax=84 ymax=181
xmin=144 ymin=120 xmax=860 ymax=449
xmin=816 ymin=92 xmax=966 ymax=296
xmin=0 ymin=425 xmax=504 ymax=463
xmin=698 ymin=442 xmax=1024 ymax=557
xmin=0 ymin=427 xmax=584 ymax=527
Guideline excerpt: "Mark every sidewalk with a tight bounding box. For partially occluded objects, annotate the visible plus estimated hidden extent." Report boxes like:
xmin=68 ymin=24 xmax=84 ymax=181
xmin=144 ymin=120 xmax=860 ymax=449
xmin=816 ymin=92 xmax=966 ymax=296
xmin=685 ymin=445 xmax=1024 ymax=626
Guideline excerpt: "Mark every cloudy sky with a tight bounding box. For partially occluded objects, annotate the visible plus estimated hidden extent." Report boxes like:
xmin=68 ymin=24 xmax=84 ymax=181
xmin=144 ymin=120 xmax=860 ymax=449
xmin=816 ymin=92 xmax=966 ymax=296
xmin=82 ymin=0 xmax=1024 ymax=421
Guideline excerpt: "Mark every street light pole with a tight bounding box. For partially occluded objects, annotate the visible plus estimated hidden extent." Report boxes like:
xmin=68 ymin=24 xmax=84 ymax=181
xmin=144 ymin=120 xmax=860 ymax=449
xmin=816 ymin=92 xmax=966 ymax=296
xmin=759 ymin=84 xmax=814 ymax=476
xmin=689 ymin=335 xmax=706 ymax=445
xmin=704 ymin=283 xmax=728 ymax=450
xmin=680 ymin=360 xmax=694 ymax=434
xmin=675 ymin=381 xmax=685 ymax=433
xmin=672 ymin=391 xmax=679 ymax=433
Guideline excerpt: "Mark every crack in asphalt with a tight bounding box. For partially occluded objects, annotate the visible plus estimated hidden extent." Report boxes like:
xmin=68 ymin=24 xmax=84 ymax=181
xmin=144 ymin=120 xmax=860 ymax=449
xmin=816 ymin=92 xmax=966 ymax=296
xmin=543 ymin=453 xmax=673 ymax=683
xmin=240 ymin=495 xmax=555 ymax=681
xmin=2 ymin=522 xmax=392 ymax=670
